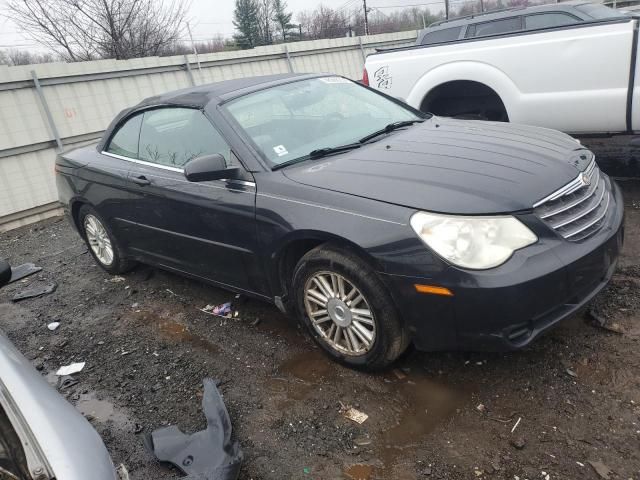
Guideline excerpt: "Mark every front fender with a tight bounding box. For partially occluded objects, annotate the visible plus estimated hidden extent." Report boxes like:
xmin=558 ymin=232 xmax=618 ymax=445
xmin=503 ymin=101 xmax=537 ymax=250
xmin=405 ymin=61 xmax=521 ymax=120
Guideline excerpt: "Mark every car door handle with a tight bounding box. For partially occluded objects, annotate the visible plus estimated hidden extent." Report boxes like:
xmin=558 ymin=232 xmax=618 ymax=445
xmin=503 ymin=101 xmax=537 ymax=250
xmin=131 ymin=175 xmax=151 ymax=186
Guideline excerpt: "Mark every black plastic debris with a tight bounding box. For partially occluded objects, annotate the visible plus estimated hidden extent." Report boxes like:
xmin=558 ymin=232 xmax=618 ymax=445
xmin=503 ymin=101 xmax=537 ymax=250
xmin=11 ymin=282 xmax=58 ymax=302
xmin=9 ymin=263 xmax=43 ymax=284
xmin=147 ymin=378 xmax=243 ymax=480
xmin=0 ymin=259 xmax=10 ymax=287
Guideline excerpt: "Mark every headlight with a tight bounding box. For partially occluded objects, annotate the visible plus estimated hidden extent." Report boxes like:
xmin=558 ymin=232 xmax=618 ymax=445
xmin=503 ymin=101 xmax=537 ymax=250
xmin=410 ymin=212 xmax=537 ymax=269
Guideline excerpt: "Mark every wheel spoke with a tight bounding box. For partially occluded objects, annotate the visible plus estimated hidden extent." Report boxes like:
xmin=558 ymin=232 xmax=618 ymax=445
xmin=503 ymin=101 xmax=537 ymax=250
xmin=352 ymin=321 xmax=374 ymax=343
xmin=343 ymin=286 xmax=358 ymax=303
xmin=351 ymin=324 xmax=372 ymax=348
xmin=104 ymin=247 xmax=114 ymax=265
xmin=318 ymin=275 xmax=335 ymax=299
xmin=348 ymin=294 xmax=364 ymax=308
xmin=353 ymin=315 xmax=374 ymax=326
xmin=347 ymin=327 xmax=360 ymax=352
xmin=307 ymin=288 xmax=328 ymax=304
xmin=326 ymin=323 xmax=336 ymax=339
xmin=350 ymin=308 xmax=372 ymax=318
xmin=330 ymin=274 xmax=339 ymax=297
xmin=333 ymin=326 xmax=342 ymax=345
xmin=337 ymin=276 xmax=346 ymax=300
xmin=313 ymin=315 xmax=332 ymax=325
xmin=312 ymin=277 xmax=332 ymax=299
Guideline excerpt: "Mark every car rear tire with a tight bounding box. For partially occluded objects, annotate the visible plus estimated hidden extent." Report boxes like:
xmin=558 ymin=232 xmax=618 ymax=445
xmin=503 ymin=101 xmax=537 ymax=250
xmin=78 ymin=205 xmax=135 ymax=274
xmin=292 ymin=245 xmax=410 ymax=370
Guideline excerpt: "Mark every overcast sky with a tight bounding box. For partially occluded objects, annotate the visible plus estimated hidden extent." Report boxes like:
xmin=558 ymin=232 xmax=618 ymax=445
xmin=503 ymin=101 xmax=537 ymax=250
xmin=0 ymin=0 xmax=447 ymax=52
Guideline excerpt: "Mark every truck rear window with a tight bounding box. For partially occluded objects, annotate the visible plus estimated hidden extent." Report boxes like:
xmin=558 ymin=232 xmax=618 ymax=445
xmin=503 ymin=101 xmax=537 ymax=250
xmin=421 ymin=26 xmax=462 ymax=45
xmin=524 ymin=13 xmax=580 ymax=29
xmin=575 ymin=3 xmax=625 ymax=19
xmin=466 ymin=17 xmax=523 ymax=38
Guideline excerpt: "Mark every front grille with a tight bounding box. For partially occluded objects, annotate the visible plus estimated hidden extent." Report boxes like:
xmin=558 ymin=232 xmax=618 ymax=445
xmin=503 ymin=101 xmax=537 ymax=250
xmin=534 ymin=160 xmax=611 ymax=242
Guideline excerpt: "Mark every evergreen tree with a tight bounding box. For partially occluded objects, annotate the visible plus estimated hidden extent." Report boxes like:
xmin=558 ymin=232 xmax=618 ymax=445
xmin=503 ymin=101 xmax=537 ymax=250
xmin=233 ymin=0 xmax=260 ymax=49
xmin=272 ymin=0 xmax=294 ymax=42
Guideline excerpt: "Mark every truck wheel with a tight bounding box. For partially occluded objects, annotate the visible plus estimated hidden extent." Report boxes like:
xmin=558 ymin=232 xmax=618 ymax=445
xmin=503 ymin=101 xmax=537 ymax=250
xmin=78 ymin=205 xmax=135 ymax=274
xmin=292 ymin=245 xmax=410 ymax=370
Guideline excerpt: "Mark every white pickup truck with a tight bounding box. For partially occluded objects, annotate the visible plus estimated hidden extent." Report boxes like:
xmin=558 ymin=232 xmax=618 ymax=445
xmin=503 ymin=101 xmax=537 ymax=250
xmin=364 ymin=16 xmax=640 ymax=134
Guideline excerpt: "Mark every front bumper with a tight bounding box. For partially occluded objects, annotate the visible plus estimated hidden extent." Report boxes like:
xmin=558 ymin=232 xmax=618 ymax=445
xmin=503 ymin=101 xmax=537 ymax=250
xmin=381 ymin=181 xmax=625 ymax=352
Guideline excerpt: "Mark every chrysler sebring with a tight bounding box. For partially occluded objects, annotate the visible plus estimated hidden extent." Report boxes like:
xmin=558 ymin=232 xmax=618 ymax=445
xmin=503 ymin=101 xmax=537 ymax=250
xmin=56 ymin=73 xmax=624 ymax=368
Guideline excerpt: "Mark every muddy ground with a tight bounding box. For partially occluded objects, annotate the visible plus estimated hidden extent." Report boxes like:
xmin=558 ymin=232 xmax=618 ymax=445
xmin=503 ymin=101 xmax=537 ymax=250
xmin=1 ymin=148 xmax=639 ymax=479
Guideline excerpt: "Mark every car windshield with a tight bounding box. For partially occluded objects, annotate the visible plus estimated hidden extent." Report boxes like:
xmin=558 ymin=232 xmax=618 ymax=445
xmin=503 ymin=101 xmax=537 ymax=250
xmin=224 ymin=76 xmax=424 ymax=166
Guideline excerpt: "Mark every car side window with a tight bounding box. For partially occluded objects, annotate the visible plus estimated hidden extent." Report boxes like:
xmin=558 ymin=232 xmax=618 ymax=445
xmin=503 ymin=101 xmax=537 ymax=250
xmin=524 ymin=13 xmax=579 ymax=30
xmin=138 ymin=108 xmax=232 ymax=169
xmin=468 ymin=17 xmax=523 ymax=38
xmin=106 ymin=114 xmax=143 ymax=158
xmin=421 ymin=26 xmax=462 ymax=45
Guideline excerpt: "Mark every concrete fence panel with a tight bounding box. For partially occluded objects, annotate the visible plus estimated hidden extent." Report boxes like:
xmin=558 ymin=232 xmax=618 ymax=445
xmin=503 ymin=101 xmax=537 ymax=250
xmin=0 ymin=31 xmax=416 ymax=231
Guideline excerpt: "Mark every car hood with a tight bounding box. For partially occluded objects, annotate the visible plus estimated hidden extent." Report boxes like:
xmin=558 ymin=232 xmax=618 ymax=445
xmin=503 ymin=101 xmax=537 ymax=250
xmin=282 ymin=117 xmax=591 ymax=214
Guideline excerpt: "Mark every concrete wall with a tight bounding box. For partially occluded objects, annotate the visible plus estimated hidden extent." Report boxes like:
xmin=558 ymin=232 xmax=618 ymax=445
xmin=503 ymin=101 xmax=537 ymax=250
xmin=0 ymin=31 xmax=417 ymax=231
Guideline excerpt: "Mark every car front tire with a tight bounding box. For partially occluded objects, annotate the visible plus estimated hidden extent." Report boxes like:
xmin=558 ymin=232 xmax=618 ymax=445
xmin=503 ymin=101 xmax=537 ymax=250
xmin=78 ymin=205 xmax=135 ymax=275
xmin=292 ymin=245 xmax=409 ymax=370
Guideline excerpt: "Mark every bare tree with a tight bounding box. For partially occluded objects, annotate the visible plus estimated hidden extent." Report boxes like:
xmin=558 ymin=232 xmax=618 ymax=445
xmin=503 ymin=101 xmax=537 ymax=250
xmin=162 ymin=35 xmax=235 ymax=56
xmin=297 ymin=5 xmax=349 ymax=40
xmin=6 ymin=49 xmax=56 ymax=65
xmin=296 ymin=5 xmax=441 ymax=40
xmin=7 ymin=0 xmax=189 ymax=61
xmin=256 ymin=0 xmax=274 ymax=45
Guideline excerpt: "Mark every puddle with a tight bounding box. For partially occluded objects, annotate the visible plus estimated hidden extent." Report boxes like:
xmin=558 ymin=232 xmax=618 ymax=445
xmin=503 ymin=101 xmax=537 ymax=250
xmin=344 ymin=464 xmax=374 ymax=480
xmin=272 ymin=351 xmax=467 ymax=476
xmin=376 ymin=372 xmax=466 ymax=473
xmin=266 ymin=349 xmax=336 ymax=400
xmin=75 ymin=392 xmax=130 ymax=427
xmin=278 ymin=349 xmax=334 ymax=382
xmin=136 ymin=310 xmax=218 ymax=355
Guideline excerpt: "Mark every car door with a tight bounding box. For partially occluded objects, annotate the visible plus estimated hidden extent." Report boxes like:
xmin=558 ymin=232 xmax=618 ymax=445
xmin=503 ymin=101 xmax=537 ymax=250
xmin=92 ymin=112 xmax=145 ymax=241
xmin=123 ymin=107 xmax=262 ymax=295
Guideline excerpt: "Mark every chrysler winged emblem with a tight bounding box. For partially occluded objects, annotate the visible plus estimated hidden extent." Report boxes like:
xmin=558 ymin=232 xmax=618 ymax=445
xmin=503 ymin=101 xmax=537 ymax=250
xmin=580 ymin=172 xmax=591 ymax=186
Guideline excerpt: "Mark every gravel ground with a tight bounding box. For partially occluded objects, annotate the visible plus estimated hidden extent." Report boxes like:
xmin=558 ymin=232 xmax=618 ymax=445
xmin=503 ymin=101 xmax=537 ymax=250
xmin=0 ymin=166 xmax=639 ymax=479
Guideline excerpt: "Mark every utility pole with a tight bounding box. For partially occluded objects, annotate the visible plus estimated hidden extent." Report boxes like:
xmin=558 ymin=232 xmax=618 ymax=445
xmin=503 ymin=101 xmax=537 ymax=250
xmin=299 ymin=24 xmax=303 ymax=39
xmin=186 ymin=22 xmax=201 ymax=73
xmin=420 ymin=11 xmax=426 ymax=29
xmin=479 ymin=0 xmax=485 ymax=11
xmin=444 ymin=0 xmax=449 ymax=19
xmin=363 ymin=0 xmax=370 ymax=36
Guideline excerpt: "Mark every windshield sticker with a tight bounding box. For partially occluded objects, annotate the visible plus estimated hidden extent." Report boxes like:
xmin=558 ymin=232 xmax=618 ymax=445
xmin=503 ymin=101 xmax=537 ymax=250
xmin=374 ymin=66 xmax=392 ymax=89
xmin=318 ymin=76 xmax=351 ymax=84
xmin=273 ymin=145 xmax=289 ymax=157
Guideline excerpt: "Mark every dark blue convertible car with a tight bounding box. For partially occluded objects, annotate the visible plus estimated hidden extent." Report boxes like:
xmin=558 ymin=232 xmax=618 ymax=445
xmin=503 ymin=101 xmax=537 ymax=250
xmin=56 ymin=73 xmax=624 ymax=368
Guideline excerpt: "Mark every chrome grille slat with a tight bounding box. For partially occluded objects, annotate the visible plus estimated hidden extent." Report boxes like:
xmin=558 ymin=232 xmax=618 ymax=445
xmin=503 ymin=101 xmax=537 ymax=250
xmin=534 ymin=159 xmax=611 ymax=242
xmin=564 ymin=192 xmax=610 ymax=238
xmin=549 ymin=177 xmax=605 ymax=229
xmin=539 ymin=168 xmax=600 ymax=219
xmin=533 ymin=160 xmax=597 ymax=207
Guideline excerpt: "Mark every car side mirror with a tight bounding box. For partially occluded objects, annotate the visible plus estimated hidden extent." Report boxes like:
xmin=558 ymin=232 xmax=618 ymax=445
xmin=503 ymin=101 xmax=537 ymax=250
xmin=184 ymin=154 xmax=239 ymax=182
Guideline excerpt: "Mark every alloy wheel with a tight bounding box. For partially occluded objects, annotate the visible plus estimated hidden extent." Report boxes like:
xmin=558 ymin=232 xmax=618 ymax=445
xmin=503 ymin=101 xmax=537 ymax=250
xmin=84 ymin=214 xmax=114 ymax=266
xmin=303 ymin=271 xmax=376 ymax=356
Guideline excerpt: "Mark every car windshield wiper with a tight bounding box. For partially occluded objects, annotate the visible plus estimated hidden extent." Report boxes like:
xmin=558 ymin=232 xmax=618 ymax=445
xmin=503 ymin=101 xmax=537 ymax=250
xmin=309 ymin=142 xmax=362 ymax=159
xmin=358 ymin=119 xmax=425 ymax=143
xmin=271 ymin=119 xmax=423 ymax=171
xmin=272 ymin=143 xmax=362 ymax=171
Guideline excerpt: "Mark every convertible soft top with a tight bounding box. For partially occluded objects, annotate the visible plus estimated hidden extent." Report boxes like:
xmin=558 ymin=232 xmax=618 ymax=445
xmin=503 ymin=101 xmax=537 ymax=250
xmin=97 ymin=73 xmax=323 ymax=151
xmin=141 ymin=72 xmax=320 ymax=108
